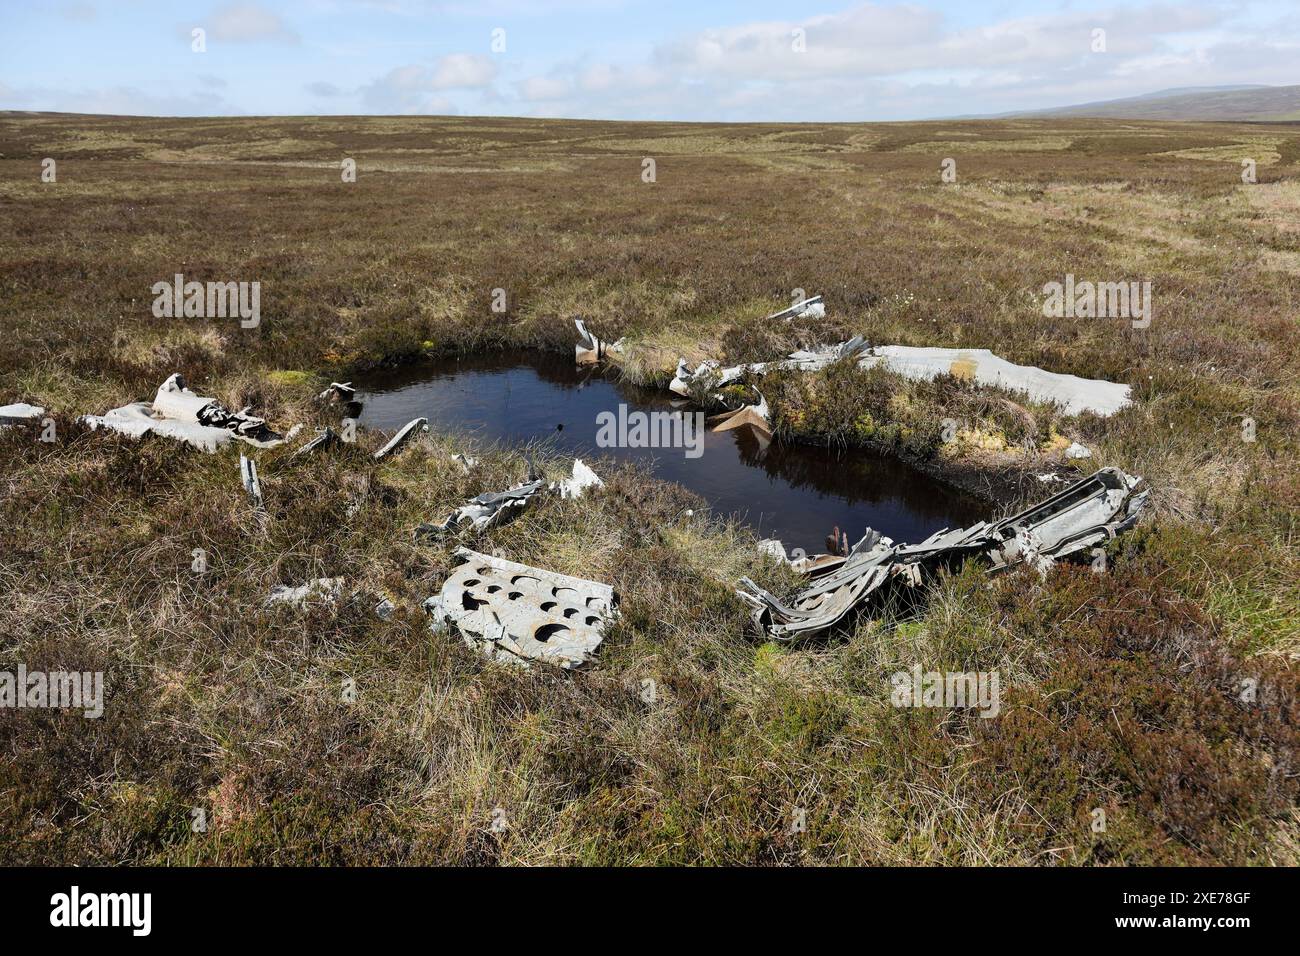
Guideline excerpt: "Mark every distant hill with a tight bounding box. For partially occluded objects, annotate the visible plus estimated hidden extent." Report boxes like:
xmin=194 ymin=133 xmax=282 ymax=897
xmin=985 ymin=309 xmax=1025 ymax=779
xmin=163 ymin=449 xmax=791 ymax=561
xmin=1007 ymin=85 xmax=1300 ymax=122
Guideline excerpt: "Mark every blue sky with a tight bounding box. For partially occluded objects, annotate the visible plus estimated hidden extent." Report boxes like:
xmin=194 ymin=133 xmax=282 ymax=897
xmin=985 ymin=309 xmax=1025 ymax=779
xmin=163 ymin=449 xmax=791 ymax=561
xmin=1 ymin=1 xmax=1296 ymax=120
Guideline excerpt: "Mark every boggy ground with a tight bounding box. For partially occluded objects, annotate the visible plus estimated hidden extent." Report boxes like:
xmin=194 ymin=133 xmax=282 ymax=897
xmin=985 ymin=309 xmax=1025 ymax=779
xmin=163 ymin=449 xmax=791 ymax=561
xmin=1 ymin=114 xmax=1298 ymax=864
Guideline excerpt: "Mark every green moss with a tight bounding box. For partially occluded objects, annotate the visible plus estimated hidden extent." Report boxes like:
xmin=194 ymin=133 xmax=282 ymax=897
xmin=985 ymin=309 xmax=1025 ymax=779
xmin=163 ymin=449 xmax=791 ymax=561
xmin=754 ymin=641 xmax=785 ymax=674
xmin=765 ymin=690 xmax=853 ymax=753
xmin=265 ymin=369 xmax=313 ymax=387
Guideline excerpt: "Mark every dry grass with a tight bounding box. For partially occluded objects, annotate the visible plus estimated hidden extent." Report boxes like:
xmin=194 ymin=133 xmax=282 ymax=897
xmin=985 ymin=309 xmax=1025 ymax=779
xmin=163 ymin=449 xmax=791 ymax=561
xmin=1 ymin=113 xmax=1298 ymax=865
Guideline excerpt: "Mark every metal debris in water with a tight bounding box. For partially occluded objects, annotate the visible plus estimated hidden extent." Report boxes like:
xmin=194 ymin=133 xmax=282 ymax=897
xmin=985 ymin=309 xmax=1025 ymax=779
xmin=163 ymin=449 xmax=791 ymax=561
xmin=668 ymin=338 xmax=870 ymax=399
xmin=668 ymin=358 xmax=744 ymax=399
xmin=319 ymin=381 xmax=356 ymax=403
xmin=708 ymin=389 xmax=772 ymax=445
xmin=574 ymin=318 xmax=625 ymax=365
xmin=737 ymin=467 xmax=1148 ymax=641
xmin=426 ymin=547 xmax=618 ymax=668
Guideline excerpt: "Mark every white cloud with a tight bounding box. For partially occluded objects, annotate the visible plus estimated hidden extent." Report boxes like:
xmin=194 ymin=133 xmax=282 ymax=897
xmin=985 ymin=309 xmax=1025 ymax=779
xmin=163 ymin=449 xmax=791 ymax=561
xmin=355 ymin=55 xmax=495 ymax=113
xmin=429 ymin=53 xmax=497 ymax=89
xmin=6 ymin=0 xmax=1296 ymax=121
xmin=518 ymin=61 xmax=667 ymax=104
xmin=506 ymin=1 xmax=1294 ymax=120
xmin=519 ymin=75 xmax=572 ymax=102
xmin=204 ymin=3 xmax=300 ymax=44
xmin=655 ymin=4 xmax=944 ymax=79
xmin=649 ymin=3 xmax=1224 ymax=80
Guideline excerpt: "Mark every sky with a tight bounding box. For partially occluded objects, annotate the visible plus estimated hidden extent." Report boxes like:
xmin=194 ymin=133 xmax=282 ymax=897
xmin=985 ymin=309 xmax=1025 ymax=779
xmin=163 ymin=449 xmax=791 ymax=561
xmin=0 ymin=1 xmax=1297 ymax=121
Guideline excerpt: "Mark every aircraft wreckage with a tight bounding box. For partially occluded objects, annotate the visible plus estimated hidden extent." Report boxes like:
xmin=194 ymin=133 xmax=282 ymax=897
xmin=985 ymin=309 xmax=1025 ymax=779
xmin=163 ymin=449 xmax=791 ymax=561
xmin=738 ymin=466 xmax=1148 ymax=641
xmin=664 ymin=334 xmax=1131 ymax=426
xmin=415 ymin=459 xmax=603 ymax=540
xmin=570 ymin=297 xmax=1133 ymax=442
xmin=81 ymin=374 xmax=284 ymax=452
xmin=425 ymin=548 xmax=619 ymax=668
xmin=10 ymin=296 xmax=1146 ymax=671
xmin=1 ymin=403 xmax=45 ymax=429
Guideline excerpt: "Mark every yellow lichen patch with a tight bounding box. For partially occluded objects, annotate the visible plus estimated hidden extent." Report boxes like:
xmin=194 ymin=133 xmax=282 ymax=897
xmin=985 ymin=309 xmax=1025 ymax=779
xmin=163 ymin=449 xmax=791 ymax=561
xmin=1042 ymin=431 xmax=1072 ymax=453
xmin=948 ymin=356 xmax=978 ymax=380
xmin=957 ymin=427 xmax=1009 ymax=452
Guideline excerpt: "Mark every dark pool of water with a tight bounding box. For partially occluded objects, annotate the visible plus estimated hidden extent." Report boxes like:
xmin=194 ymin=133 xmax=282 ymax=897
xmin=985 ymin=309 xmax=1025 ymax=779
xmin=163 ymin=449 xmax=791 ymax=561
xmin=356 ymin=352 xmax=987 ymax=554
